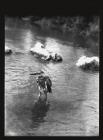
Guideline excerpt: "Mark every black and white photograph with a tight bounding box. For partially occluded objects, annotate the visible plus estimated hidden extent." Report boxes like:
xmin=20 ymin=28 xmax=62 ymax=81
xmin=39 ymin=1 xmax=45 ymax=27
xmin=5 ymin=15 xmax=99 ymax=136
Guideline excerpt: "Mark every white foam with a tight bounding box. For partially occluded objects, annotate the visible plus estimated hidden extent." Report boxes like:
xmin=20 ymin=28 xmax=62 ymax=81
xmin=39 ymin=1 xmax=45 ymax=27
xmin=76 ymin=55 xmax=99 ymax=68
xmin=30 ymin=42 xmax=60 ymax=58
xmin=30 ymin=42 xmax=50 ymax=57
xmin=5 ymin=45 xmax=12 ymax=53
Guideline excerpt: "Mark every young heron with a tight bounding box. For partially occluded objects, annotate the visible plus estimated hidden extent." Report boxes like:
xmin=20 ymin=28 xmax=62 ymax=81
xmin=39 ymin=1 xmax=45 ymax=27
xmin=30 ymin=71 xmax=52 ymax=104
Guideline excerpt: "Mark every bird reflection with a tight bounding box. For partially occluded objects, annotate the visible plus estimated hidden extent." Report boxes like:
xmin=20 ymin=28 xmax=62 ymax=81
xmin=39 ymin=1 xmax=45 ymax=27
xmin=31 ymin=100 xmax=50 ymax=128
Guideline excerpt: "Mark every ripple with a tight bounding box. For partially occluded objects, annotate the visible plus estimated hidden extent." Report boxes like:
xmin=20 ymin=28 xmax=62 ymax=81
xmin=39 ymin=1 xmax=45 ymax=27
xmin=5 ymin=21 xmax=99 ymax=136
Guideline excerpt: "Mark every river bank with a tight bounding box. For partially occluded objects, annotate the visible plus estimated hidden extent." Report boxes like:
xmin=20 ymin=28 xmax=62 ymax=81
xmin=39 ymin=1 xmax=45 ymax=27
xmin=5 ymin=16 xmax=99 ymax=55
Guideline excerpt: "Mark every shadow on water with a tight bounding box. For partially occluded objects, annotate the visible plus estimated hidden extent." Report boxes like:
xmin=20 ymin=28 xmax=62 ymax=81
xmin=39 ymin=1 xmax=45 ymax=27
xmin=5 ymin=92 xmax=50 ymax=135
xmin=31 ymin=100 xmax=50 ymax=128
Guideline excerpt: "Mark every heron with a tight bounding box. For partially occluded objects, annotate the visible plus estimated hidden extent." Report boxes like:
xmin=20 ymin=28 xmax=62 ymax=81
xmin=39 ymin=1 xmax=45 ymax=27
xmin=30 ymin=71 xmax=52 ymax=104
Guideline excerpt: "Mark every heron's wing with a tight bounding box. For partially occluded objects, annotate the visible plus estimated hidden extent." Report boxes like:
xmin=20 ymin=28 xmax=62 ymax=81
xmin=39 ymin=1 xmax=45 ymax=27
xmin=47 ymin=78 xmax=52 ymax=86
xmin=45 ymin=78 xmax=52 ymax=93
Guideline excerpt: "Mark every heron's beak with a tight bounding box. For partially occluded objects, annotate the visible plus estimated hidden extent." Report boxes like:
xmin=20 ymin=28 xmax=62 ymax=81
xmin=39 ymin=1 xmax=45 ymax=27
xmin=30 ymin=73 xmax=37 ymax=75
xmin=30 ymin=71 xmax=44 ymax=75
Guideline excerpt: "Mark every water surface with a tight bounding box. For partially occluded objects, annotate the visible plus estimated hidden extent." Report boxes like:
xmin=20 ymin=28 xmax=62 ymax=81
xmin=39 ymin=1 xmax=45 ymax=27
xmin=5 ymin=18 xmax=99 ymax=136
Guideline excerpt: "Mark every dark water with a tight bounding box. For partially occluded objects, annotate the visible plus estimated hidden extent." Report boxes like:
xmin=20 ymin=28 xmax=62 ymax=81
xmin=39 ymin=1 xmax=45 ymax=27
xmin=5 ymin=18 xmax=99 ymax=136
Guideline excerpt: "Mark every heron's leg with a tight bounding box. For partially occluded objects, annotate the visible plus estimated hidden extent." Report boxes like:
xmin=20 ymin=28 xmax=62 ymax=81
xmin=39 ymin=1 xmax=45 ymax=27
xmin=38 ymin=85 xmax=41 ymax=91
xmin=44 ymin=89 xmax=49 ymax=105
xmin=45 ymin=81 xmax=48 ymax=92
xmin=38 ymin=91 xmax=41 ymax=98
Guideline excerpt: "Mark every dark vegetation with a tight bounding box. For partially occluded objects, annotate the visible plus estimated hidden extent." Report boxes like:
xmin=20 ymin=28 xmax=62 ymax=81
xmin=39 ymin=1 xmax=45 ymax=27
xmin=5 ymin=16 xmax=99 ymax=55
xmin=5 ymin=16 xmax=99 ymax=38
xmin=30 ymin=16 xmax=99 ymax=55
xmin=26 ymin=16 xmax=99 ymax=38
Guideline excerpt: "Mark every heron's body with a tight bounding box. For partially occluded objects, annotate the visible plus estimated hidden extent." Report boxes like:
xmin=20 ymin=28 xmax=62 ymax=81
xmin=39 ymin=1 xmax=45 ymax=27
xmin=30 ymin=71 xmax=52 ymax=103
xmin=36 ymin=75 xmax=52 ymax=93
xmin=36 ymin=75 xmax=52 ymax=103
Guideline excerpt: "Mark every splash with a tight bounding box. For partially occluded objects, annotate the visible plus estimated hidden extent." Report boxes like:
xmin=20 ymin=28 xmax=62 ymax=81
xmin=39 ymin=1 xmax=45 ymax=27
xmin=30 ymin=42 xmax=50 ymax=57
xmin=5 ymin=45 xmax=12 ymax=54
xmin=76 ymin=56 xmax=99 ymax=71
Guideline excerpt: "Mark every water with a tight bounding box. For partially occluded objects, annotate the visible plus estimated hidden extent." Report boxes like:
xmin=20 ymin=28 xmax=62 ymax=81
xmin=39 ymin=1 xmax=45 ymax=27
xmin=5 ymin=18 xmax=99 ymax=136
